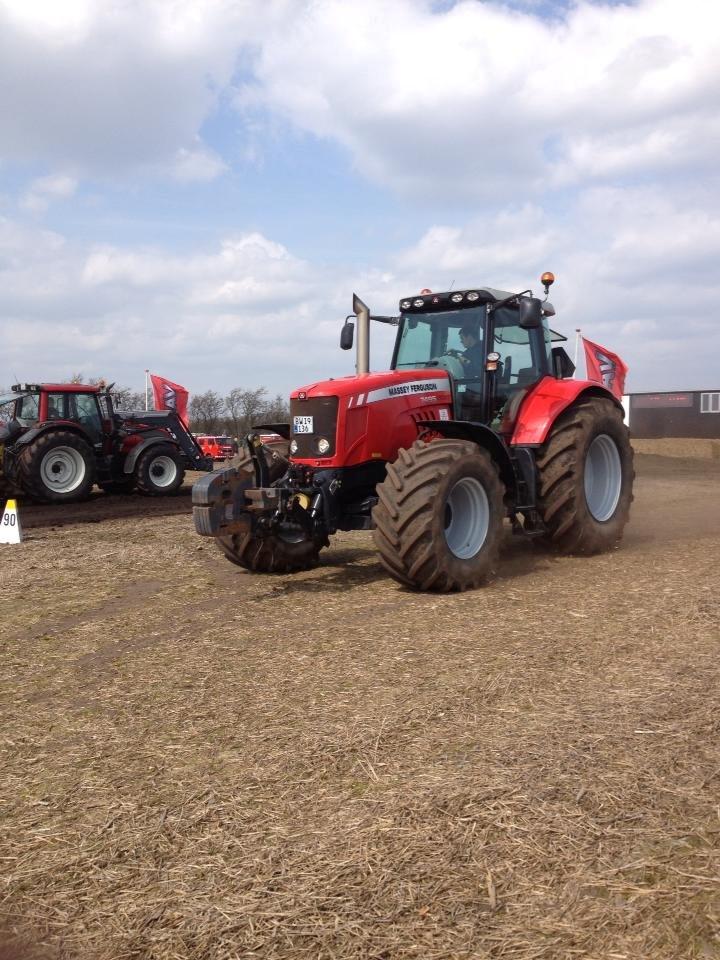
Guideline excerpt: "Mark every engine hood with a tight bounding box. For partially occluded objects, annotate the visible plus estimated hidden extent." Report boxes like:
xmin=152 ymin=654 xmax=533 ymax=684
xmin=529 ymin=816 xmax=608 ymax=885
xmin=291 ymin=369 xmax=450 ymax=400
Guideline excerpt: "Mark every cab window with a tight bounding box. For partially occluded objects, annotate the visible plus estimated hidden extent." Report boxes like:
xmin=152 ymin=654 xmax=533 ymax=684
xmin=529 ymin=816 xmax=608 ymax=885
xmin=47 ymin=393 xmax=67 ymax=419
xmin=73 ymin=393 xmax=102 ymax=430
xmin=16 ymin=394 xmax=40 ymax=425
xmin=492 ymin=306 xmax=547 ymax=417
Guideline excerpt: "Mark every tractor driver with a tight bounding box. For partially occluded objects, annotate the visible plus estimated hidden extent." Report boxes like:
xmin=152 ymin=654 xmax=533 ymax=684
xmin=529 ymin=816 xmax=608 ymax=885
xmin=458 ymin=325 xmax=484 ymax=377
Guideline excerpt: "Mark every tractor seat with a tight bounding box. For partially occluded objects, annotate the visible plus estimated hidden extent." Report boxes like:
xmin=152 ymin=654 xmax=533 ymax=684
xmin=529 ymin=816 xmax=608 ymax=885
xmin=514 ymin=367 xmax=538 ymax=387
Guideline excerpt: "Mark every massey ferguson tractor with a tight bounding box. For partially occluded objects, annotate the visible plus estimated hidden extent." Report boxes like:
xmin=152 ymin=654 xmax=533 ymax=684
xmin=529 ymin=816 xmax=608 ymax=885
xmin=193 ymin=275 xmax=634 ymax=591
xmin=0 ymin=382 xmax=212 ymax=503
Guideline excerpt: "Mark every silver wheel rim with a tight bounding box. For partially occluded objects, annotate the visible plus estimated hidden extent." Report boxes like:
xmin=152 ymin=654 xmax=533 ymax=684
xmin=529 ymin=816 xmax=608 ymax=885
xmin=40 ymin=446 xmax=86 ymax=493
xmin=148 ymin=455 xmax=178 ymax=488
xmin=584 ymin=434 xmax=622 ymax=522
xmin=444 ymin=476 xmax=490 ymax=559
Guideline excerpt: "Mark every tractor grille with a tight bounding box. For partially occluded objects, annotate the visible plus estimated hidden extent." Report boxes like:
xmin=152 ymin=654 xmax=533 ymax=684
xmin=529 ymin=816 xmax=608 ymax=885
xmin=290 ymin=396 xmax=338 ymax=458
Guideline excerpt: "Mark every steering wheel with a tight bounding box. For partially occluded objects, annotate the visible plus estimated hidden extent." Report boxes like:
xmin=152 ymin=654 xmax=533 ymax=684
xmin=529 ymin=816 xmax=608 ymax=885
xmin=430 ymin=354 xmax=465 ymax=379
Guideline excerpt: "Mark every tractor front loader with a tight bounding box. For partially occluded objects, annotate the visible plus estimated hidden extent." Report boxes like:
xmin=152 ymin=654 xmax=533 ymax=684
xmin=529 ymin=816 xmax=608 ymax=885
xmin=193 ymin=275 xmax=634 ymax=591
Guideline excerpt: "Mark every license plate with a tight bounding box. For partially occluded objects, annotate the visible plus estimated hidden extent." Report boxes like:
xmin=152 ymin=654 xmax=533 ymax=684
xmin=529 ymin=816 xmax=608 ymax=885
xmin=293 ymin=416 xmax=314 ymax=434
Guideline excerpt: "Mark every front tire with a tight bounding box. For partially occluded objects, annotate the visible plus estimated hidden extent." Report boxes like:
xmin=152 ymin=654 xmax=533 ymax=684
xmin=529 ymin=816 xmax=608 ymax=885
xmin=216 ymin=451 xmax=324 ymax=573
xmin=372 ymin=439 xmax=505 ymax=592
xmin=535 ymin=396 xmax=634 ymax=554
xmin=18 ymin=430 xmax=95 ymax=503
xmin=135 ymin=443 xmax=185 ymax=496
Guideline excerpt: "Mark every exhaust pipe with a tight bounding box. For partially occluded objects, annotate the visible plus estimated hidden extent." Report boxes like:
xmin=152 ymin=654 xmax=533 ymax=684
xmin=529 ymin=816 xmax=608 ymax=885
xmin=353 ymin=293 xmax=370 ymax=376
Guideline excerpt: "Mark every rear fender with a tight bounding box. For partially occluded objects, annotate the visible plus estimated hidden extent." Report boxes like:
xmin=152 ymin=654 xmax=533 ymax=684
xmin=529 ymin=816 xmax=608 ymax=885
xmin=511 ymin=378 xmax=622 ymax=446
xmin=14 ymin=423 xmax=91 ymax=448
xmin=424 ymin=420 xmax=515 ymax=492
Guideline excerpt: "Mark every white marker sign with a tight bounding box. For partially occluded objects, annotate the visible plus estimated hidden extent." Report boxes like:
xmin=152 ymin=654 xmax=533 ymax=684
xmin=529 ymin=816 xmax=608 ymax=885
xmin=0 ymin=499 xmax=22 ymax=544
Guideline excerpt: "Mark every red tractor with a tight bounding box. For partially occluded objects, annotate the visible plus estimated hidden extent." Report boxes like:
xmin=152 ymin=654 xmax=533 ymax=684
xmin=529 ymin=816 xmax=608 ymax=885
xmin=193 ymin=275 xmax=634 ymax=591
xmin=0 ymin=382 xmax=212 ymax=503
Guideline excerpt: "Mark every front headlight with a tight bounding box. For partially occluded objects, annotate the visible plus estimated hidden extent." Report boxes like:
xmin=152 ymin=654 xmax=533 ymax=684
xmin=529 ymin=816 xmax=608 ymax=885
xmin=316 ymin=437 xmax=330 ymax=455
xmin=290 ymin=439 xmax=298 ymax=454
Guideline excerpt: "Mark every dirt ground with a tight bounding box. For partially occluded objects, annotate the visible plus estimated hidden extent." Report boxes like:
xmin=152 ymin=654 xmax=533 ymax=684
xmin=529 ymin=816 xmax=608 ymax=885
xmin=1 ymin=454 xmax=719 ymax=960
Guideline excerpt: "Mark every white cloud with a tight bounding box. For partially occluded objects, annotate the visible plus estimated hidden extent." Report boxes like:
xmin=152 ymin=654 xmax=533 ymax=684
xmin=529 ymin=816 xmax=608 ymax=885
xmin=169 ymin=144 xmax=228 ymax=183
xmin=0 ymin=0 xmax=718 ymax=397
xmin=244 ymin=0 xmax=720 ymax=198
xmin=20 ymin=173 xmax=78 ymax=215
xmin=0 ymin=0 xmax=263 ymax=179
xmin=0 ymin=218 xmax=391 ymax=394
xmin=392 ymin=183 xmax=720 ymax=389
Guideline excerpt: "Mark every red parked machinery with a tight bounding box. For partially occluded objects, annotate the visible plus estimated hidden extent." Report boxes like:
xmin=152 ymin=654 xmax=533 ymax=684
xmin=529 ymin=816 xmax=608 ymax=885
xmin=194 ymin=435 xmax=236 ymax=461
xmin=0 ymin=382 xmax=212 ymax=503
xmin=193 ymin=275 xmax=634 ymax=591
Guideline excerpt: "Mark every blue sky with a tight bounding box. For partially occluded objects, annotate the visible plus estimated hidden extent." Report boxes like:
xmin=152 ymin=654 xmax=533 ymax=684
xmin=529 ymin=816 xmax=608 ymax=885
xmin=1 ymin=0 xmax=718 ymax=397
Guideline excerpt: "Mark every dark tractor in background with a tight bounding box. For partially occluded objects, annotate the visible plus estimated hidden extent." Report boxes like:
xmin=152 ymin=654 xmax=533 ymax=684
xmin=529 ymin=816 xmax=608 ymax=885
xmin=0 ymin=382 xmax=212 ymax=503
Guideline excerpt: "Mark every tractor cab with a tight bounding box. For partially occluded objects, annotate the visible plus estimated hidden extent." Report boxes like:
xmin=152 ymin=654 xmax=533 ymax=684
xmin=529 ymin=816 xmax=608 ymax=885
xmin=390 ymin=288 xmax=556 ymax=431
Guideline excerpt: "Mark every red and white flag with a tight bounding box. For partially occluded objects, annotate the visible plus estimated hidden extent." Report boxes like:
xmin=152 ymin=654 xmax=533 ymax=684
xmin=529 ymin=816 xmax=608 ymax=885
xmin=150 ymin=374 xmax=189 ymax=424
xmin=583 ymin=338 xmax=628 ymax=400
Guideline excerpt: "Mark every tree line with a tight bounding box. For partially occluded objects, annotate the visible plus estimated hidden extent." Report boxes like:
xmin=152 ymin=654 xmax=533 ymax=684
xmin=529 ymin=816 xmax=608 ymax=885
xmin=186 ymin=388 xmax=289 ymax=438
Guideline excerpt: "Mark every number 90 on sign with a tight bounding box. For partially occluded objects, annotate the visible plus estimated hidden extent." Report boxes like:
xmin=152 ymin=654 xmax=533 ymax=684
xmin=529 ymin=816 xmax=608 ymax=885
xmin=2 ymin=513 xmax=16 ymax=527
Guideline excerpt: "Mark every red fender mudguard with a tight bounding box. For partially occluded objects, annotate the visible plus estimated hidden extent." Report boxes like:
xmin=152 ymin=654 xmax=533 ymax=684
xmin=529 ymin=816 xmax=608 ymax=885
xmin=510 ymin=377 xmax=622 ymax=446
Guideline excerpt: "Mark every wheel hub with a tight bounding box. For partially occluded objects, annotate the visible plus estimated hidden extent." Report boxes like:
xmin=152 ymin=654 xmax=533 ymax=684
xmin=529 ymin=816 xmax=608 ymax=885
xmin=584 ymin=434 xmax=622 ymax=522
xmin=40 ymin=447 xmax=86 ymax=493
xmin=148 ymin=456 xmax=177 ymax=488
xmin=444 ymin=476 xmax=490 ymax=559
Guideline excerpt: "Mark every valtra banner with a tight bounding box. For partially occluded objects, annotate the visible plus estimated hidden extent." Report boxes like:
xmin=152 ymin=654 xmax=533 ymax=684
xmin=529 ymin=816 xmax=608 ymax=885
xmin=150 ymin=374 xmax=189 ymax=424
xmin=582 ymin=338 xmax=628 ymax=400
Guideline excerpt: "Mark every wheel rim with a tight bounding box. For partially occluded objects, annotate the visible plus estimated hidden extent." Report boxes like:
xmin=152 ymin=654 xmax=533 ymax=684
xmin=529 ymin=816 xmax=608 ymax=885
xmin=40 ymin=446 xmax=86 ymax=493
xmin=444 ymin=476 xmax=490 ymax=559
xmin=584 ymin=434 xmax=622 ymax=522
xmin=148 ymin=456 xmax=178 ymax=488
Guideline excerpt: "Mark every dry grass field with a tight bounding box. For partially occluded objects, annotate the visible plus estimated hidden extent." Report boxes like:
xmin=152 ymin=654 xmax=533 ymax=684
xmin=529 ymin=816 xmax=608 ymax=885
xmin=1 ymin=453 xmax=719 ymax=960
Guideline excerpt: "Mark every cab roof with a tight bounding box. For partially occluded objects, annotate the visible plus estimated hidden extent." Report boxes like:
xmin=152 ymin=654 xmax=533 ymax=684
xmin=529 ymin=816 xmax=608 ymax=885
xmin=399 ymin=288 xmax=555 ymax=316
xmin=11 ymin=382 xmax=101 ymax=393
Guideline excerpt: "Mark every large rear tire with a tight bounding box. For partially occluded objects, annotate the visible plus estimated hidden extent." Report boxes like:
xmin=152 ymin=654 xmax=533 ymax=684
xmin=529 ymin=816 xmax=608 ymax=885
xmin=372 ymin=439 xmax=505 ymax=592
xmin=135 ymin=443 xmax=185 ymax=496
xmin=17 ymin=430 xmax=95 ymax=503
xmin=217 ymin=450 xmax=324 ymax=573
xmin=536 ymin=396 xmax=634 ymax=554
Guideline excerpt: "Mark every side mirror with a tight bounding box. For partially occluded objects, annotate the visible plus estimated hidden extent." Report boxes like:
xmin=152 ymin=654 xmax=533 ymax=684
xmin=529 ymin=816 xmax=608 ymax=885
xmin=518 ymin=296 xmax=542 ymax=329
xmin=340 ymin=320 xmax=354 ymax=350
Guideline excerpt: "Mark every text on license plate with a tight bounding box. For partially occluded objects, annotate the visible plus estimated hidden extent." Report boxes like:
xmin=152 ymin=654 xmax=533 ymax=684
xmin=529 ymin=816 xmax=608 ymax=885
xmin=293 ymin=416 xmax=314 ymax=434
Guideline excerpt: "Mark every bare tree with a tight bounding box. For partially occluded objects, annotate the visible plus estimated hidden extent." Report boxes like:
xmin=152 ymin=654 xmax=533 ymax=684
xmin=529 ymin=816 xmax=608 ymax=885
xmin=225 ymin=387 xmax=268 ymax=437
xmin=262 ymin=392 xmax=290 ymax=424
xmin=189 ymin=390 xmax=226 ymax=434
xmin=110 ymin=386 xmax=147 ymax=411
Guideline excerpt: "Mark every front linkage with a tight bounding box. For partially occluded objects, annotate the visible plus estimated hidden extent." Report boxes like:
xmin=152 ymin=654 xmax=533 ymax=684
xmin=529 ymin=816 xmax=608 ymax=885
xmin=192 ymin=433 xmax=339 ymax=547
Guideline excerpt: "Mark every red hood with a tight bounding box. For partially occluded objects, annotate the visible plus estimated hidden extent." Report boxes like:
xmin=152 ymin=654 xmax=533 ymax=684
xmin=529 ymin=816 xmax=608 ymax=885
xmin=291 ymin=369 xmax=450 ymax=400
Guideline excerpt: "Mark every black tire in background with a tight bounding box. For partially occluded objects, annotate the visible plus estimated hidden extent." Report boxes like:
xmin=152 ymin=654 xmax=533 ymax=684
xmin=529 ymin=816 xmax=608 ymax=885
xmin=17 ymin=430 xmax=95 ymax=503
xmin=98 ymin=478 xmax=136 ymax=495
xmin=372 ymin=438 xmax=505 ymax=592
xmin=135 ymin=443 xmax=185 ymax=496
xmin=535 ymin=396 xmax=634 ymax=554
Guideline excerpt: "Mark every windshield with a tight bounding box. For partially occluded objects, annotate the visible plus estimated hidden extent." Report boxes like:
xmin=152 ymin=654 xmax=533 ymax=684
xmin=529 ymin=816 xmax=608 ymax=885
xmin=394 ymin=306 xmax=486 ymax=378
